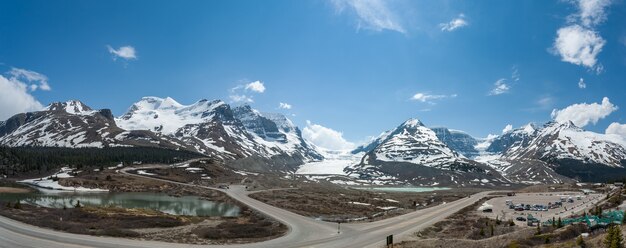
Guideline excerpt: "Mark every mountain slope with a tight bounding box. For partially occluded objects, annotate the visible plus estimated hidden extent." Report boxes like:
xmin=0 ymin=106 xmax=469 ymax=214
xmin=0 ymin=100 xmax=189 ymax=150
xmin=504 ymin=121 xmax=626 ymax=167
xmin=431 ymin=127 xmax=479 ymax=158
xmin=346 ymin=119 xmax=510 ymax=186
xmin=116 ymin=97 xmax=321 ymax=171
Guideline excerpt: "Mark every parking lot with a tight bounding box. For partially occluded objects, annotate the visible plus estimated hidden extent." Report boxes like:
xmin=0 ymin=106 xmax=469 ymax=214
xmin=479 ymin=192 xmax=603 ymax=224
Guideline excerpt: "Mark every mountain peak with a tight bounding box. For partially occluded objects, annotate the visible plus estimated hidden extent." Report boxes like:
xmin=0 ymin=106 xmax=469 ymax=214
xmin=45 ymin=100 xmax=94 ymax=115
xmin=401 ymin=118 xmax=424 ymax=128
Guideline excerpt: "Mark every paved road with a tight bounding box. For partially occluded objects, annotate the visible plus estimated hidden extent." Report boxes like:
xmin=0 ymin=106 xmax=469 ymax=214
xmin=0 ymin=164 xmax=492 ymax=248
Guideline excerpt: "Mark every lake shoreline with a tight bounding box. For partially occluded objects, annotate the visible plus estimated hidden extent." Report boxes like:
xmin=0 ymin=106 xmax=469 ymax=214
xmin=0 ymin=187 xmax=32 ymax=194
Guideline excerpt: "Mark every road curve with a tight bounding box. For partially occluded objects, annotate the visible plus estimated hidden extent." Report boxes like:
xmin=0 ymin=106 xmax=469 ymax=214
xmin=0 ymin=164 xmax=492 ymax=248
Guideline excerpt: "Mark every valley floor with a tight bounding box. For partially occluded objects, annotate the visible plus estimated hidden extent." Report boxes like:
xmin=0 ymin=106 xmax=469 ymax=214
xmin=0 ymin=161 xmax=288 ymax=245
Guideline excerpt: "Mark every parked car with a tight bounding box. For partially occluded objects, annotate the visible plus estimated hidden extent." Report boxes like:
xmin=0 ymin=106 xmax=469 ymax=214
xmin=516 ymin=217 xmax=527 ymax=221
xmin=509 ymin=204 xmax=515 ymax=209
xmin=515 ymin=206 xmax=525 ymax=211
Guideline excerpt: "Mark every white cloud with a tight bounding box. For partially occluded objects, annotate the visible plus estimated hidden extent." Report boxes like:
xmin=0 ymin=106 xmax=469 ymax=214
xmin=552 ymin=25 xmax=605 ymax=69
xmin=302 ymin=120 xmax=355 ymax=150
xmin=439 ymin=14 xmax=468 ymax=32
xmin=0 ymin=74 xmax=45 ymax=120
xmin=489 ymin=79 xmax=510 ymax=95
xmin=578 ymin=78 xmax=587 ymax=89
xmin=410 ymin=92 xmax=456 ymax=104
xmin=8 ymin=67 xmax=51 ymax=91
xmin=229 ymin=80 xmax=266 ymax=103
xmin=552 ymin=0 xmax=611 ymax=71
xmin=606 ymin=122 xmax=626 ymax=137
xmin=577 ymin=0 xmax=612 ymax=27
xmin=331 ymin=0 xmax=405 ymax=34
xmin=551 ymin=97 xmax=618 ymax=127
xmin=279 ymin=102 xmax=292 ymax=109
xmin=502 ymin=124 xmax=513 ymax=134
xmin=107 ymin=45 xmax=137 ymax=60
xmin=244 ymin=80 xmax=265 ymax=93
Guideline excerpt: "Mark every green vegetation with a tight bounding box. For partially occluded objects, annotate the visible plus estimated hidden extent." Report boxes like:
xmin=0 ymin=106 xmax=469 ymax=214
xmin=0 ymin=146 xmax=205 ymax=175
xmin=604 ymin=225 xmax=624 ymax=248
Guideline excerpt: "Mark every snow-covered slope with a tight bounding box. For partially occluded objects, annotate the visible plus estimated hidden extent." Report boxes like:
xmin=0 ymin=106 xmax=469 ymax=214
xmin=505 ymin=121 xmax=626 ymax=167
xmin=486 ymin=123 xmax=537 ymax=155
xmin=116 ymin=97 xmax=321 ymax=169
xmin=346 ymin=118 xmax=509 ymax=186
xmin=0 ymin=100 xmax=188 ymax=149
xmin=365 ymin=119 xmax=460 ymax=168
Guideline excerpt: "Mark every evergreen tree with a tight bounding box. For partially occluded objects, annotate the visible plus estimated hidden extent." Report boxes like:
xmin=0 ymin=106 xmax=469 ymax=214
xmin=479 ymin=227 xmax=485 ymax=237
xmin=490 ymin=224 xmax=494 ymax=236
xmin=557 ymin=217 xmax=563 ymax=228
xmin=605 ymin=225 xmax=624 ymax=248
xmin=613 ymin=225 xmax=624 ymax=248
xmin=552 ymin=217 xmax=556 ymax=227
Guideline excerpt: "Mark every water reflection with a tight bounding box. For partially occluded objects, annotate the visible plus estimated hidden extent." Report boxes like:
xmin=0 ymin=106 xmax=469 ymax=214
xmin=0 ymin=189 xmax=240 ymax=217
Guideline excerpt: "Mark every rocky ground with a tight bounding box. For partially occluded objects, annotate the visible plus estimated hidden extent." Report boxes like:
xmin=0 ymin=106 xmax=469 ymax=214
xmin=249 ymin=182 xmax=484 ymax=222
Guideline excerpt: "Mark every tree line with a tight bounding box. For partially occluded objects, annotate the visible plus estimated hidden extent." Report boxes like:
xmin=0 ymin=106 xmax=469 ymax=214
xmin=0 ymin=146 xmax=205 ymax=176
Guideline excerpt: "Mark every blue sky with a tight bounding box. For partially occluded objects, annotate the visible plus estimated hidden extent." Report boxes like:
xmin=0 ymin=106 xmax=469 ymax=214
xmin=1 ymin=0 xmax=625 ymax=148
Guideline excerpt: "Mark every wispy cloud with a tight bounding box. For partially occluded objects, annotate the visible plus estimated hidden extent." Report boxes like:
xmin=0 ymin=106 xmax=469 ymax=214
xmin=489 ymin=67 xmax=520 ymax=96
xmin=489 ymin=79 xmax=510 ymax=95
xmin=537 ymin=96 xmax=555 ymax=109
xmin=577 ymin=0 xmax=612 ymax=27
xmin=552 ymin=0 xmax=611 ymax=72
xmin=511 ymin=66 xmax=520 ymax=82
xmin=578 ymin=77 xmax=587 ymax=89
xmin=229 ymin=80 xmax=266 ymax=103
xmin=107 ymin=45 xmax=137 ymax=60
xmin=439 ymin=14 xmax=468 ymax=32
xmin=410 ymin=92 xmax=457 ymax=104
xmin=8 ymin=67 xmax=51 ymax=91
xmin=551 ymin=97 xmax=617 ymax=127
xmin=279 ymin=102 xmax=292 ymax=109
xmin=244 ymin=80 xmax=265 ymax=93
xmin=331 ymin=0 xmax=405 ymax=34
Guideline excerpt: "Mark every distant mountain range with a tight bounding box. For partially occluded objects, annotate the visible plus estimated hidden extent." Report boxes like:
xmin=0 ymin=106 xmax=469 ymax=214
xmin=348 ymin=118 xmax=626 ymax=185
xmin=1 ymin=98 xmax=625 ymax=184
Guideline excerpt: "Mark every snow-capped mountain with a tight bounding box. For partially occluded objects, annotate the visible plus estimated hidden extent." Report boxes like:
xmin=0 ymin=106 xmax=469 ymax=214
xmin=475 ymin=121 xmax=626 ymax=183
xmin=362 ymin=119 xmax=460 ymax=168
xmin=346 ymin=119 xmax=509 ymax=186
xmin=505 ymin=121 xmax=626 ymax=167
xmin=431 ymin=127 xmax=479 ymax=158
xmin=0 ymin=100 xmax=188 ymax=149
xmin=116 ymin=97 xmax=321 ymax=171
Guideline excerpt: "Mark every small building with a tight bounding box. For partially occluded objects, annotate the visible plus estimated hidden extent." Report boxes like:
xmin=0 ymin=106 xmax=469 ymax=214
xmin=613 ymin=182 xmax=624 ymax=188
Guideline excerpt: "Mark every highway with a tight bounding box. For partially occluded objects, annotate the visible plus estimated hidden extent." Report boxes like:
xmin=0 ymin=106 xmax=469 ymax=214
xmin=0 ymin=165 xmax=492 ymax=248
